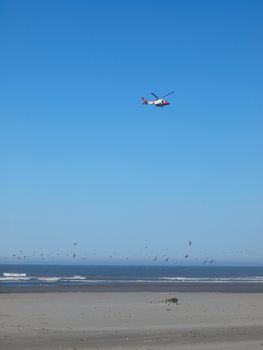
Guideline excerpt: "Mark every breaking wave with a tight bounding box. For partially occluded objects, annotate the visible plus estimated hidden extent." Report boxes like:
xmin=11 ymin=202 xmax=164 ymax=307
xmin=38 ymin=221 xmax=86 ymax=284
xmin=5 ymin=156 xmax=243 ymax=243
xmin=1 ymin=266 xmax=263 ymax=287
xmin=0 ymin=273 xmax=89 ymax=283
xmin=158 ymin=276 xmax=263 ymax=283
xmin=3 ymin=272 xmax=27 ymax=277
xmin=1 ymin=273 xmax=263 ymax=284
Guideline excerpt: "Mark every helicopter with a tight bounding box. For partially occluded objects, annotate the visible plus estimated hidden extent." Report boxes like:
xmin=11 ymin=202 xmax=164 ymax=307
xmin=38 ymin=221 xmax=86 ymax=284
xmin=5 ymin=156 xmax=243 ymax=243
xmin=141 ymin=91 xmax=175 ymax=107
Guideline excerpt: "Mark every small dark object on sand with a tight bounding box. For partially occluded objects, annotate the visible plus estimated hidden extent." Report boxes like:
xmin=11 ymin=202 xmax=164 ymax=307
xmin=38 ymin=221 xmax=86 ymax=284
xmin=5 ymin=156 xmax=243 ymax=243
xmin=165 ymin=297 xmax=178 ymax=304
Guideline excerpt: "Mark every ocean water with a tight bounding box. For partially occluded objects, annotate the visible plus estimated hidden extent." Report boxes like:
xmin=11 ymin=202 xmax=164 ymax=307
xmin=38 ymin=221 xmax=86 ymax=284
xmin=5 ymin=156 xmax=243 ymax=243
xmin=1 ymin=265 xmax=263 ymax=287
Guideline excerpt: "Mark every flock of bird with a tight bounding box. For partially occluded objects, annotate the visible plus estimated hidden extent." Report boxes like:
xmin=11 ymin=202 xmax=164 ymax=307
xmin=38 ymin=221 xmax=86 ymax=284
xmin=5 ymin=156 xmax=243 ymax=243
xmin=0 ymin=240 xmax=218 ymax=265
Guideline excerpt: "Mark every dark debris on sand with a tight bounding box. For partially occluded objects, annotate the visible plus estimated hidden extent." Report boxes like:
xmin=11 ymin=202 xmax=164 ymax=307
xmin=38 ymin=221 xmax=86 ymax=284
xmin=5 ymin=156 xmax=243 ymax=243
xmin=165 ymin=297 xmax=179 ymax=304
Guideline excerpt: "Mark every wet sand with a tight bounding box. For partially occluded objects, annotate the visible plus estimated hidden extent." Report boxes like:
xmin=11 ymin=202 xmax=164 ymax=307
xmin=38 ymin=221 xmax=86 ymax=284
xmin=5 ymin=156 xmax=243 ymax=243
xmin=2 ymin=281 xmax=263 ymax=293
xmin=1 ymin=291 xmax=263 ymax=349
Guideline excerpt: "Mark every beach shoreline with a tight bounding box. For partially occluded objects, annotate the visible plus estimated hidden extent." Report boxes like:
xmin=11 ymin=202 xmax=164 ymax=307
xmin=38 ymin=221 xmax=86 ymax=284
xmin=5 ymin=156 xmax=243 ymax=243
xmin=2 ymin=281 xmax=263 ymax=293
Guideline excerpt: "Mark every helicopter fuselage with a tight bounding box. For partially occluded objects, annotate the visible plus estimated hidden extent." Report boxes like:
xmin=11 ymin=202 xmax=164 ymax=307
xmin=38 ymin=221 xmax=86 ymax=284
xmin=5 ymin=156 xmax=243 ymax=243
xmin=143 ymin=98 xmax=170 ymax=107
xmin=153 ymin=99 xmax=170 ymax=107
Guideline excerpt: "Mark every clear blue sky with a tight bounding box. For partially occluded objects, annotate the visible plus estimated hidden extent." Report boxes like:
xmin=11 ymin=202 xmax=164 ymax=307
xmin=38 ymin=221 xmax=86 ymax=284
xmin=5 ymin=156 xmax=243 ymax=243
xmin=1 ymin=0 xmax=263 ymax=265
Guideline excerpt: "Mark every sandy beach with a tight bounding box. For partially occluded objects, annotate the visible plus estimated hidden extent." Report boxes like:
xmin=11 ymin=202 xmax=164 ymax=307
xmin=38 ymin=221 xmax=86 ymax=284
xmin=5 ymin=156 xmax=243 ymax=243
xmin=1 ymin=291 xmax=263 ymax=349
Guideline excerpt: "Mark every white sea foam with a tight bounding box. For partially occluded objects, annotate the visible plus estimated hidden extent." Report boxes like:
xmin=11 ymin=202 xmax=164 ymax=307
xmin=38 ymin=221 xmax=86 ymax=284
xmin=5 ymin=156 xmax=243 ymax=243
xmin=3 ymin=272 xmax=27 ymax=277
xmin=36 ymin=276 xmax=87 ymax=282
xmin=37 ymin=277 xmax=61 ymax=282
xmin=158 ymin=276 xmax=263 ymax=283
xmin=65 ymin=275 xmax=87 ymax=280
xmin=0 ymin=277 xmax=31 ymax=281
xmin=1 ymin=272 xmax=30 ymax=281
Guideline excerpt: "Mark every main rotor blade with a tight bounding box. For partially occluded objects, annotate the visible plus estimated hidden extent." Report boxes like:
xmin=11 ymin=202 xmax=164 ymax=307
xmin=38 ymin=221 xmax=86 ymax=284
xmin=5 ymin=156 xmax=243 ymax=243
xmin=151 ymin=92 xmax=159 ymax=99
xmin=161 ymin=91 xmax=175 ymax=98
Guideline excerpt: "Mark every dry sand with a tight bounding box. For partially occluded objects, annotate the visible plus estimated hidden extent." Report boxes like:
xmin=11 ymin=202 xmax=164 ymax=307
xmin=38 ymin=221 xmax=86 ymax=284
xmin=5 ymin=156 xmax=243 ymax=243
xmin=1 ymin=292 xmax=263 ymax=349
